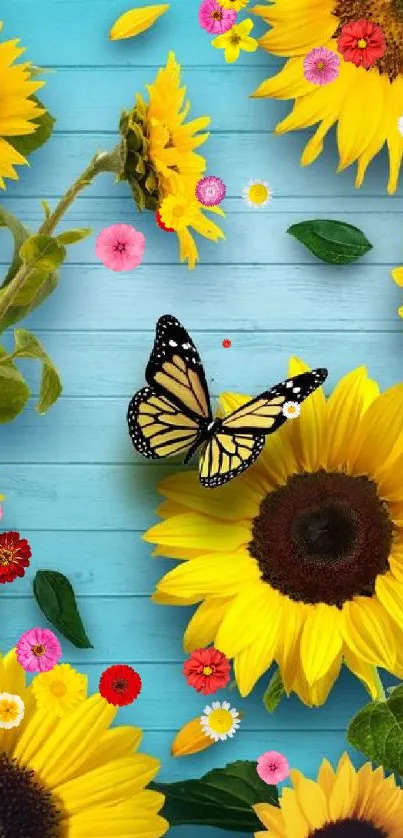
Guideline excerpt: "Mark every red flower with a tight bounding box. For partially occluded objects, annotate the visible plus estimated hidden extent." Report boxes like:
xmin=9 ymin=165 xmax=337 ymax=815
xmin=183 ymin=647 xmax=231 ymax=695
xmin=0 ymin=531 xmax=31 ymax=584
xmin=337 ymin=18 xmax=386 ymax=70
xmin=99 ymin=664 xmax=142 ymax=706
xmin=155 ymin=210 xmax=174 ymax=232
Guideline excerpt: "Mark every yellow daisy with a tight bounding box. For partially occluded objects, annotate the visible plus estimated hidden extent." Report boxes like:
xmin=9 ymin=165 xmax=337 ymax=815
xmin=218 ymin=0 xmax=249 ymax=10
xmin=32 ymin=663 xmax=88 ymax=717
xmin=212 ymin=20 xmax=258 ymax=63
xmin=251 ymin=0 xmax=403 ymax=193
xmin=146 ymin=358 xmax=403 ymax=706
xmin=0 ymin=21 xmax=45 ymax=188
xmin=147 ymin=52 xmax=210 ymax=196
xmin=254 ymin=753 xmax=403 ymax=836
xmin=159 ymin=186 xmax=225 ymax=268
xmin=0 ymin=647 xmax=168 ymax=837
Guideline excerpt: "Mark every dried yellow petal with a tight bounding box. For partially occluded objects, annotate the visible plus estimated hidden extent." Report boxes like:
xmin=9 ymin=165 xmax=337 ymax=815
xmin=171 ymin=717 xmax=214 ymax=758
xmin=110 ymin=5 xmax=170 ymax=40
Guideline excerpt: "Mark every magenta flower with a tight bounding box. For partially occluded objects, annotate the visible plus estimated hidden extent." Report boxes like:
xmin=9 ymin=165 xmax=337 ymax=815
xmin=257 ymin=750 xmax=290 ymax=785
xmin=303 ymin=47 xmax=340 ymax=85
xmin=16 ymin=627 xmax=62 ymax=673
xmin=95 ymin=224 xmax=145 ymax=272
xmin=198 ymin=0 xmax=236 ymax=34
xmin=196 ymin=176 xmax=226 ymax=206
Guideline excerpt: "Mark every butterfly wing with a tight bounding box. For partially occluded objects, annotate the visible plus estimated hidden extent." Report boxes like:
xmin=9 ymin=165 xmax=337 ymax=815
xmin=145 ymin=314 xmax=212 ymax=422
xmin=199 ymin=368 xmax=328 ymax=487
xmin=127 ymin=387 xmax=201 ymax=460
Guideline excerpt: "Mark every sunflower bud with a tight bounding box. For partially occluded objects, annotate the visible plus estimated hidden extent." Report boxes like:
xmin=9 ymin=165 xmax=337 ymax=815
xmin=118 ymin=95 xmax=160 ymax=212
xmin=171 ymin=717 xmax=214 ymax=758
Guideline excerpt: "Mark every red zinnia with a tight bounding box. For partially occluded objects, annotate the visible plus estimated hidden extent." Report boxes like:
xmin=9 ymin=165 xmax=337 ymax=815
xmin=99 ymin=664 xmax=142 ymax=706
xmin=0 ymin=531 xmax=31 ymax=584
xmin=183 ymin=647 xmax=231 ymax=695
xmin=155 ymin=210 xmax=174 ymax=233
xmin=337 ymin=18 xmax=386 ymax=70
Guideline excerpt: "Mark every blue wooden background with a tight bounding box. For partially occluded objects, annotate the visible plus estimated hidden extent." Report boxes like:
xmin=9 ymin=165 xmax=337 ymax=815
xmin=1 ymin=1 xmax=403 ymax=835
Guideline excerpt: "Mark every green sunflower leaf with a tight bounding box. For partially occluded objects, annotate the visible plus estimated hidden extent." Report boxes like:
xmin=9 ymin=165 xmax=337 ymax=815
xmin=13 ymin=329 xmax=62 ymax=414
xmin=33 ymin=570 xmax=93 ymax=649
xmin=0 ymin=346 xmax=30 ymax=423
xmin=287 ymin=219 xmax=373 ymax=265
xmin=151 ymin=760 xmax=279 ymax=832
xmin=347 ymin=684 xmax=403 ymax=775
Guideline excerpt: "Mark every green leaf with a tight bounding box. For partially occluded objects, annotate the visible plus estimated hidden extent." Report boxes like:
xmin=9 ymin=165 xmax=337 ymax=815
xmin=0 ymin=271 xmax=59 ymax=332
xmin=9 ymin=98 xmax=55 ymax=157
xmin=0 ymin=346 xmax=30 ymax=422
xmin=0 ymin=206 xmax=30 ymax=285
xmin=41 ymin=200 xmax=51 ymax=219
xmin=287 ymin=219 xmax=373 ymax=265
xmin=57 ymin=228 xmax=92 ymax=245
xmin=20 ymin=234 xmax=66 ymax=273
xmin=33 ymin=570 xmax=93 ymax=648
xmin=263 ymin=667 xmax=285 ymax=713
xmin=151 ymin=760 xmax=279 ymax=832
xmin=13 ymin=329 xmax=62 ymax=413
xmin=347 ymin=684 xmax=403 ymax=774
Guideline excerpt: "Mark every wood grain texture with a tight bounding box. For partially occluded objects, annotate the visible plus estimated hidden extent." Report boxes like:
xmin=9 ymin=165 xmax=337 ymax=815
xmin=2 ymin=2 xmax=402 ymax=836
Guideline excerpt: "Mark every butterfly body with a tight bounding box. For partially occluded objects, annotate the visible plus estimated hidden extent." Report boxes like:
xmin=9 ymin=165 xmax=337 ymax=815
xmin=127 ymin=315 xmax=328 ymax=488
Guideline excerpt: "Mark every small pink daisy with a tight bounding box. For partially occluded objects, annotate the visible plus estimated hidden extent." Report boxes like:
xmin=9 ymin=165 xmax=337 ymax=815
xmin=16 ymin=627 xmax=62 ymax=673
xmin=198 ymin=0 xmax=236 ymax=34
xmin=303 ymin=47 xmax=340 ymax=85
xmin=257 ymin=750 xmax=290 ymax=785
xmin=196 ymin=176 xmax=226 ymax=207
xmin=95 ymin=224 xmax=145 ymax=272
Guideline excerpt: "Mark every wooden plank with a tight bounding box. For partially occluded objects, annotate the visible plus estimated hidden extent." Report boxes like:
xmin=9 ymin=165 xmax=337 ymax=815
xmin=2 ymin=133 xmax=396 ymax=200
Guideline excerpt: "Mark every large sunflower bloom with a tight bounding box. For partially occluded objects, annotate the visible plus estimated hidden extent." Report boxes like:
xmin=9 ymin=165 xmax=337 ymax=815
xmin=0 ymin=21 xmax=45 ymax=189
xmin=0 ymin=647 xmax=168 ymax=837
xmin=254 ymin=752 xmax=403 ymax=836
xmin=146 ymin=358 xmax=403 ymax=706
xmin=251 ymin=0 xmax=403 ymax=193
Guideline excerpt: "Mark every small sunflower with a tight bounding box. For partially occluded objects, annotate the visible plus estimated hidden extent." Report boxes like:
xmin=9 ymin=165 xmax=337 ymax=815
xmin=0 ymin=21 xmax=45 ymax=188
xmin=251 ymin=0 xmax=403 ymax=193
xmin=254 ymin=752 xmax=403 ymax=836
xmin=0 ymin=647 xmax=168 ymax=837
xmin=159 ymin=185 xmax=225 ymax=269
xmin=146 ymin=359 xmax=403 ymax=706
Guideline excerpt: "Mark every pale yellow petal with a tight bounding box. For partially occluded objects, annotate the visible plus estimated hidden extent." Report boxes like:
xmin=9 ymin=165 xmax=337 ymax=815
xmin=110 ymin=5 xmax=170 ymax=40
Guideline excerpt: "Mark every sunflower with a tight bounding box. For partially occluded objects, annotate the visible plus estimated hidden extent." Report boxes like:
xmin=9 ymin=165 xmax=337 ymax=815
xmin=0 ymin=21 xmax=45 ymax=189
xmin=254 ymin=752 xmax=403 ymax=836
xmin=251 ymin=0 xmax=403 ymax=193
xmin=0 ymin=647 xmax=168 ymax=837
xmin=146 ymin=358 xmax=403 ymax=706
xmin=119 ymin=52 xmax=225 ymax=267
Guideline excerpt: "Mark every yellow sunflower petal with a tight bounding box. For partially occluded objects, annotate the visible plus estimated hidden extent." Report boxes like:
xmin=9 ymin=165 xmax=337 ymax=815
xmin=144 ymin=513 xmax=249 ymax=551
xmin=157 ymin=470 xmax=261 ymax=520
xmin=56 ymin=755 xmax=160 ymax=814
xmin=375 ymin=573 xmax=403 ymax=630
xmin=109 ymin=5 xmax=170 ymax=40
xmin=350 ymin=384 xmax=403 ymax=475
xmin=344 ymin=651 xmax=385 ymax=700
xmin=257 ymin=0 xmax=336 ymax=56
xmin=216 ymin=583 xmax=280 ymax=656
xmin=337 ymin=68 xmax=385 ymax=172
xmin=252 ymin=55 xmax=312 ymax=100
xmin=326 ymin=366 xmax=379 ymax=469
xmin=184 ymin=596 xmax=233 ymax=651
xmin=234 ymin=597 xmax=283 ymax=695
xmin=279 ymin=786 xmax=309 ymax=837
xmin=291 ymin=771 xmax=329 ymax=827
xmin=300 ymin=605 xmax=342 ymax=684
xmin=287 ymin=357 xmax=327 ymax=471
xmin=328 ymin=754 xmax=359 ymax=821
xmin=69 ymin=806 xmax=168 ymax=838
xmin=254 ymin=802 xmax=286 ymax=833
xmin=341 ymin=597 xmax=396 ymax=670
xmin=155 ymin=551 xmax=260 ymax=597
xmin=392 ymin=267 xmax=403 ymax=288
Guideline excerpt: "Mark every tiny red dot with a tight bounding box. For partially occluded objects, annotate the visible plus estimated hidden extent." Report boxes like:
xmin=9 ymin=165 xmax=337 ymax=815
xmin=222 ymin=338 xmax=232 ymax=348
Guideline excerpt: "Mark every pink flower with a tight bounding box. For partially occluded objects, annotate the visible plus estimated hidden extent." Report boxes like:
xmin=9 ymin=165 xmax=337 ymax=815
xmin=183 ymin=647 xmax=231 ymax=695
xmin=196 ymin=176 xmax=226 ymax=206
xmin=257 ymin=751 xmax=290 ymax=785
xmin=95 ymin=224 xmax=145 ymax=272
xmin=16 ymin=628 xmax=62 ymax=673
xmin=303 ymin=47 xmax=340 ymax=85
xmin=198 ymin=0 xmax=236 ymax=34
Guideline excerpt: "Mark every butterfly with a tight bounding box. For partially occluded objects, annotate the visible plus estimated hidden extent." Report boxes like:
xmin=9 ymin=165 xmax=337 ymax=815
xmin=127 ymin=315 xmax=328 ymax=488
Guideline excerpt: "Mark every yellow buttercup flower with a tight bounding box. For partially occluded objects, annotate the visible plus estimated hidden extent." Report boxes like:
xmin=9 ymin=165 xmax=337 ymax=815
xmin=32 ymin=663 xmax=88 ymax=716
xmin=0 ymin=648 xmax=168 ymax=837
xmin=217 ymin=0 xmax=249 ymax=10
xmin=254 ymin=753 xmax=403 ymax=835
xmin=212 ymin=19 xmax=258 ymax=63
xmin=0 ymin=21 xmax=45 ymax=188
xmin=252 ymin=0 xmax=403 ymax=193
xmin=159 ymin=187 xmax=225 ymax=268
xmin=147 ymin=359 xmax=403 ymax=706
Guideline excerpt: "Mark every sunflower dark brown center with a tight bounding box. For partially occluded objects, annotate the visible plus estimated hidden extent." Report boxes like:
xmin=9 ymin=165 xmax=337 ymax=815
xmin=310 ymin=818 xmax=386 ymax=837
xmin=249 ymin=471 xmax=393 ymax=606
xmin=0 ymin=753 xmax=63 ymax=838
xmin=334 ymin=0 xmax=403 ymax=79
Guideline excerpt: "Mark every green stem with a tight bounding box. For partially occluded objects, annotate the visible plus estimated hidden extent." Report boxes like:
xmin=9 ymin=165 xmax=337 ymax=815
xmin=0 ymin=145 xmax=121 ymax=326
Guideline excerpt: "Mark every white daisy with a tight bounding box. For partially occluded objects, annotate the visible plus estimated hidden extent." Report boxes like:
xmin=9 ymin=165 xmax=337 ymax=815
xmin=242 ymin=179 xmax=272 ymax=208
xmin=282 ymin=401 xmax=301 ymax=420
xmin=200 ymin=700 xmax=241 ymax=742
xmin=0 ymin=692 xmax=25 ymax=729
xmin=398 ymin=115 xmax=403 ymax=137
